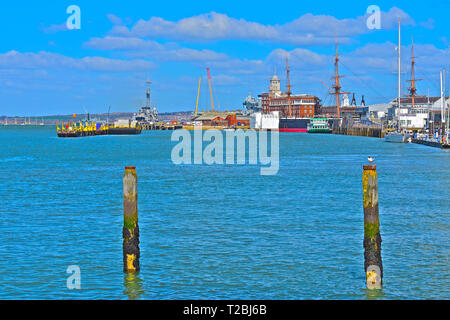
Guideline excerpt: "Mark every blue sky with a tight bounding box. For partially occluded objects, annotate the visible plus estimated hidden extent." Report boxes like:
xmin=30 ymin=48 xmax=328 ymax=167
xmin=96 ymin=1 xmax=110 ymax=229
xmin=0 ymin=0 xmax=449 ymax=116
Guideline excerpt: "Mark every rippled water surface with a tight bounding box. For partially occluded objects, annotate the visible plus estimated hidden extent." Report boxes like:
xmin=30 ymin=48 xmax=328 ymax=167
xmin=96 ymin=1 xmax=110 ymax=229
xmin=0 ymin=126 xmax=448 ymax=299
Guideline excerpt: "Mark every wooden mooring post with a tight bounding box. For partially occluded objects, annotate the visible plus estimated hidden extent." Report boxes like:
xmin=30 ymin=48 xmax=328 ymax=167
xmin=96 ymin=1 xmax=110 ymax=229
xmin=123 ymin=166 xmax=140 ymax=273
xmin=362 ymin=164 xmax=383 ymax=289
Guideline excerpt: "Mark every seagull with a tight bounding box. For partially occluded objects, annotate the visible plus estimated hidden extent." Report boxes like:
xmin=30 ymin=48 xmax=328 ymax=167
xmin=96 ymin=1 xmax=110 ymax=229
xmin=368 ymin=156 xmax=375 ymax=163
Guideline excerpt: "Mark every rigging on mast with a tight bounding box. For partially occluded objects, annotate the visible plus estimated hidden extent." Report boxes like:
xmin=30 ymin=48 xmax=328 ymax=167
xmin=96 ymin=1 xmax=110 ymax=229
xmin=330 ymin=38 xmax=349 ymax=118
xmin=407 ymin=37 xmax=423 ymax=108
xmin=286 ymin=56 xmax=292 ymax=117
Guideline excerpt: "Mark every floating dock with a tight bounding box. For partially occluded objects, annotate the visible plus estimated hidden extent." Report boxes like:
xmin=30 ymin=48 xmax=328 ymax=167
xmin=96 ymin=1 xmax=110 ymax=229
xmin=140 ymin=122 xmax=183 ymax=130
xmin=411 ymin=138 xmax=450 ymax=149
xmin=181 ymin=125 xmax=250 ymax=131
xmin=57 ymin=122 xmax=141 ymax=138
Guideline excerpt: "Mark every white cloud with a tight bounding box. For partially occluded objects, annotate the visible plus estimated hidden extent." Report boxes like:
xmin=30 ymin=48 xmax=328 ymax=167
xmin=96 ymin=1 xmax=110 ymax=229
xmin=0 ymin=50 xmax=155 ymax=72
xmin=412 ymin=44 xmax=450 ymax=71
xmin=85 ymin=36 xmax=164 ymax=51
xmin=84 ymin=36 xmax=229 ymax=62
xmin=106 ymin=14 xmax=123 ymax=26
xmin=204 ymin=58 xmax=266 ymax=75
xmin=42 ymin=22 xmax=69 ymax=34
xmin=350 ymin=42 xmax=397 ymax=58
xmin=267 ymin=48 xmax=327 ymax=67
xmin=83 ymin=35 xmax=450 ymax=81
xmin=346 ymin=42 xmax=450 ymax=74
xmin=419 ymin=18 xmax=435 ymax=30
xmin=110 ymin=8 xmax=415 ymax=45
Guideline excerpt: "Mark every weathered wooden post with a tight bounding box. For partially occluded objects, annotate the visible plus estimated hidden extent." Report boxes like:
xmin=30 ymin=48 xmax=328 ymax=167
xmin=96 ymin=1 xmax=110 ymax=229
xmin=123 ymin=166 xmax=140 ymax=273
xmin=362 ymin=164 xmax=383 ymax=289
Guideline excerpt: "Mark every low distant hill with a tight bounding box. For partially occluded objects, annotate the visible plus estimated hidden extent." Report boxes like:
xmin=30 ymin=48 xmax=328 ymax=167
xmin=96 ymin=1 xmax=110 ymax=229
xmin=0 ymin=111 xmax=194 ymax=124
xmin=158 ymin=111 xmax=193 ymax=122
xmin=1 ymin=110 xmax=247 ymax=124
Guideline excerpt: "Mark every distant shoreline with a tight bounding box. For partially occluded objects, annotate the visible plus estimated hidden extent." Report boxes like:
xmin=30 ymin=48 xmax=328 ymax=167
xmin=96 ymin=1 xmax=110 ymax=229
xmin=0 ymin=111 xmax=194 ymax=123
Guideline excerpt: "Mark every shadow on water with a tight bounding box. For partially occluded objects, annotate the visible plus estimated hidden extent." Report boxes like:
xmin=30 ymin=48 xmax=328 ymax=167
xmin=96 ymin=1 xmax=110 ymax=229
xmin=123 ymin=273 xmax=144 ymax=300
xmin=362 ymin=288 xmax=386 ymax=300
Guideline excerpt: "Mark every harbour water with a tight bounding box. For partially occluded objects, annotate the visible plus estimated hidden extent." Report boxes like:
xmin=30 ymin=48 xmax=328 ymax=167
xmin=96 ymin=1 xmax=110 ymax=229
xmin=0 ymin=126 xmax=448 ymax=299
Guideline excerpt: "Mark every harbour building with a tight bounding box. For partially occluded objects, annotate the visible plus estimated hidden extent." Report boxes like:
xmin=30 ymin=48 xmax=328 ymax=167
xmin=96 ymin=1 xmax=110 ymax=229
xmin=387 ymin=96 xmax=450 ymax=130
xmin=259 ymin=73 xmax=321 ymax=118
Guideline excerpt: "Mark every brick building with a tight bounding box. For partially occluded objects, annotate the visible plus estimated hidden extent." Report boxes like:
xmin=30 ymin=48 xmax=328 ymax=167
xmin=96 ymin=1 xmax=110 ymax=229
xmin=259 ymin=74 xmax=321 ymax=118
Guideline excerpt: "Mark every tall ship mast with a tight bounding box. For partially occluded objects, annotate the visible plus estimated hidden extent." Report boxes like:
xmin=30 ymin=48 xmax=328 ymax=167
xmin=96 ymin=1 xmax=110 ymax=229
xmin=269 ymin=57 xmax=321 ymax=132
xmin=385 ymin=25 xmax=423 ymax=143
xmin=286 ymin=57 xmax=292 ymax=118
xmin=330 ymin=38 xmax=350 ymax=118
xmin=407 ymin=37 xmax=422 ymax=108
xmin=320 ymin=38 xmax=349 ymax=118
xmin=333 ymin=39 xmax=342 ymax=118
xmin=397 ymin=19 xmax=401 ymax=109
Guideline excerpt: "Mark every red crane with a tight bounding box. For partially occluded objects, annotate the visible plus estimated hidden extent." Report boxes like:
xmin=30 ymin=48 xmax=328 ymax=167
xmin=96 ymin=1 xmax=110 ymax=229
xmin=206 ymin=68 xmax=215 ymax=112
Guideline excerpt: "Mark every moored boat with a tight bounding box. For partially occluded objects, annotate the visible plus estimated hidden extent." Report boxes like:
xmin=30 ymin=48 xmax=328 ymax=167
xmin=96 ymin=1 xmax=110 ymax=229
xmin=107 ymin=126 xmax=142 ymax=135
xmin=307 ymin=117 xmax=332 ymax=133
xmin=384 ymin=130 xmax=408 ymax=143
xmin=279 ymin=117 xmax=310 ymax=132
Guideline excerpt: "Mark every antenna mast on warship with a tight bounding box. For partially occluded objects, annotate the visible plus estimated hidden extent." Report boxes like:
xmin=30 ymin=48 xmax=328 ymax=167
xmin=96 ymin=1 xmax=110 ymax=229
xmin=145 ymin=79 xmax=151 ymax=108
xmin=133 ymin=79 xmax=158 ymax=126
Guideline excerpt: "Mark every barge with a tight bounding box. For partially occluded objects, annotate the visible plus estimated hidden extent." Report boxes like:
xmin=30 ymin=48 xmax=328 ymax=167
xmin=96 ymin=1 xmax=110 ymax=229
xmin=57 ymin=121 xmax=141 ymax=138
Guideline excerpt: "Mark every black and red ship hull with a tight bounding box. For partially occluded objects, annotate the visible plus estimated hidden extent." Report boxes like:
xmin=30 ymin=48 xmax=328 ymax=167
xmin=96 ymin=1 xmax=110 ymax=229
xmin=279 ymin=118 xmax=310 ymax=132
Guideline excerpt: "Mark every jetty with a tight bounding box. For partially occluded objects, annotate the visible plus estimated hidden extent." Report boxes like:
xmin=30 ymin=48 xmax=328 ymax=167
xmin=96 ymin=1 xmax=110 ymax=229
xmin=140 ymin=122 xmax=183 ymax=130
xmin=332 ymin=121 xmax=385 ymax=138
xmin=411 ymin=137 xmax=450 ymax=149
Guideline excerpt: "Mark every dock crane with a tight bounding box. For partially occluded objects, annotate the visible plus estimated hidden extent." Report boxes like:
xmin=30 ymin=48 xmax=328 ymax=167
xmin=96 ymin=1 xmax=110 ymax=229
xmin=194 ymin=77 xmax=201 ymax=116
xmin=206 ymin=68 xmax=215 ymax=112
xmin=107 ymin=106 xmax=111 ymax=125
xmin=82 ymin=105 xmax=90 ymax=121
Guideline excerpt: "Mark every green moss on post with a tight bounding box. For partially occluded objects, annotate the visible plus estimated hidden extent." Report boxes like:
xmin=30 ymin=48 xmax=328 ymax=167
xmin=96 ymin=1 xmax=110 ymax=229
xmin=362 ymin=165 xmax=382 ymax=289
xmin=123 ymin=166 xmax=140 ymax=273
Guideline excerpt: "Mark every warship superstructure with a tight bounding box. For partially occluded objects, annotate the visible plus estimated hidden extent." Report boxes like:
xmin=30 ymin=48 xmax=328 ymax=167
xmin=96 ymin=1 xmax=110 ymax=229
xmin=133 ymin=80 xmax=158 ymax=125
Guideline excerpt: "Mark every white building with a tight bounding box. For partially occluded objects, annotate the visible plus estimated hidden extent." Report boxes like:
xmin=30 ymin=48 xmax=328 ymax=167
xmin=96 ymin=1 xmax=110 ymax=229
xmin=251 ymin=111 xmax=279 ymax=129
xmin=366 ymin=103 xmax=390 ymax=122
xmin=398 ymin=113 xmax=428 ymax=129
xmin=342 ymin=94 xmax=350 ymax=107
xmin=430 ymin=96 xmax=450 ymax=114
xmin=387 ymin=96 xmax=449 ymax=129
xmin=115 ymin=119 xmax=137 ymax=127
xmin=269 ymin=74 xmax=282 ymax=96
